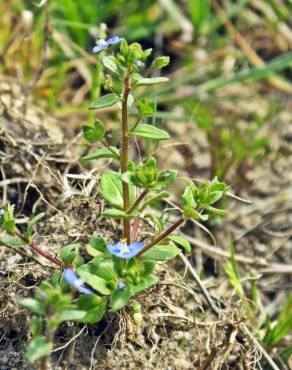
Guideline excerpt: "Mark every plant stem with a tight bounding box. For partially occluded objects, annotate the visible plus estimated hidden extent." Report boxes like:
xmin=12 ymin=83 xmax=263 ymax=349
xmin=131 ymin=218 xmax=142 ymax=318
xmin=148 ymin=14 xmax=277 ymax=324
xmin=136 ymin=216 xmax=185 ymax=257
xmin=121 ymin=75 xmax=131 ymax=242
xmin=40 ymin=326 xmax=54 ymax=370
xmin=126 ymin=189 xmax=148 ymax=214
xmin=129 ymin=117 xmax=142 ymax=132
xmin=14 ymin=230 xmax=66 ymax=269
xmin=0 ymin=238 xmax=53 ymax=268
xmin=40 ymin=356 xmax=47 ymax=370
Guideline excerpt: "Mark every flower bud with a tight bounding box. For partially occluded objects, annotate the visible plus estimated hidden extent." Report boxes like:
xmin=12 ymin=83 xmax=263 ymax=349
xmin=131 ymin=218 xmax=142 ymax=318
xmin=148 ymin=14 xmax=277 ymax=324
xmin=153 ymin=56 xmax=170 ymax=69
xmin=120 ymin=39 xmax=128 ymax=57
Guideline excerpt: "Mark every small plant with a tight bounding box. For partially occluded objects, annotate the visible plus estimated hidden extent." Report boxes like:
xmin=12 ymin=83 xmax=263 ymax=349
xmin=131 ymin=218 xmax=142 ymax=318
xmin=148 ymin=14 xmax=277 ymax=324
xmin=0 ymin=36 xmax=229 ymax=368
xmin=262 ymin=294 xmax=292 ymax=349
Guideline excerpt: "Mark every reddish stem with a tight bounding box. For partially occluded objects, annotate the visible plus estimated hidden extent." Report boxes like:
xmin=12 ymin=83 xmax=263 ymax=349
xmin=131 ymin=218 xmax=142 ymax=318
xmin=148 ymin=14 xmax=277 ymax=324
xmin=136 ymin=216 xmax=185 ymax=257
xmin=15 ymin=230 xmax=67 ymax=269
xmin=31 ymin=242 xmax=66 ymax=269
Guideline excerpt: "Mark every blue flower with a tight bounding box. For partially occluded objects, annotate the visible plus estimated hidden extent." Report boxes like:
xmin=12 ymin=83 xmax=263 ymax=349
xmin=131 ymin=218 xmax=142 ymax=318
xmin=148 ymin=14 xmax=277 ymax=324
xmin=117 ymin=280 xmax=126 ymax=291
xmin=92 ymin=36 xmax=121 ymax=53
xmin=63 ymin=269 xmax=94 ymax=295
xmin=107 ymin=239 xmax=144 ymax=259
xmin=38 ymin=292 xmax=46 ymax=300
xmin=106 ymin=36 xmax=121 ymax=45
xmin=134 ymin=60 xmax=143 ymax=68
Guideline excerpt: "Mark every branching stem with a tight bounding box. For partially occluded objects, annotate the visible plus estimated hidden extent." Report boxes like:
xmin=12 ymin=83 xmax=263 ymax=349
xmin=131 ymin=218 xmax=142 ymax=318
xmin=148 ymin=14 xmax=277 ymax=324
xmin=136 ymin=216 xmax=185 ymax=257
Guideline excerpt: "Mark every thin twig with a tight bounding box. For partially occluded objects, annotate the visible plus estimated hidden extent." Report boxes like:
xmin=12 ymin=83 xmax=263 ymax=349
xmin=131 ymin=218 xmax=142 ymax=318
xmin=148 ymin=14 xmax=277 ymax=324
xmin=0 ymin=238 xmax=51 ymax=268
xmin=179 ymin=253 xmax=220 ymax=316
xmin=184 ymin=234 xmax=292 ymax=274
xmin=241 ymin=325 xmax=281 ymax=370
xmin=51 ymin=326 xmax=87 ymax=353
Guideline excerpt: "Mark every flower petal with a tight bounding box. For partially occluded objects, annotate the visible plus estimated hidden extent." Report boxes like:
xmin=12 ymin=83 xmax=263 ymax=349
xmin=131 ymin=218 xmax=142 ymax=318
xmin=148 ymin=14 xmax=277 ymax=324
xmin=106 ymin=36 xmax=121 ymax=45
xmin=63 ymin=269 xmax=79 ymax=285
xmin=63 ymin=269 xmax=94 ymax=295
xmin=75 ymin=282 xmax=94 ymax=295
xmin=134 ymin=60 xmax=143 ymax=68
xmin=107 ymin=241 xmax=144 ymax=259
xmin=117 ymin=280 xmax=126 ymax=291
xmin=92 ymin=40 xmax=108 ymax=53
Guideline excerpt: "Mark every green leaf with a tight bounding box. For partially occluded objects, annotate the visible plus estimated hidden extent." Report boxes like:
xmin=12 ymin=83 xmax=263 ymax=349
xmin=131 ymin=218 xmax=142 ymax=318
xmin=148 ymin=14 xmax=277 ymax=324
xmin=101 ymin=55 xmax=119 ymax=75
xmin=88 ymin=236 xmax=107 ymax=253
xmin=80 ymin=301 xmax=107 ymax=324
xmin=76 ymin=267 xmax=111 ymax=295
xmin=24 ymin=213 xmax=45 ymax=240
xmin=168 ymin=235 xmax=192 ymax=253
xmin=86 ymin=244 xmax=101 ymax=257
xmin=137 ymin=99 xmax=156 ymax=117
xmin=1 ymin=204 xmax=16 ymax=233
xmin=20 ymin=298 xmax=45 ymax=314
xmin=208 ymin=191 xmax=224 ymax=204
xmin=60 ymin=244 xmax=80 ymax=265
xmin=129 ymin=123 xmax=170 ymax=140
xmin=153 ymin=56 xmax=170 ymax=69
xmin=142 ymin=260 xmax=156 ymax=276
xmin=26 ymin=336 xmax=53 ymax=363
xmin=141 ymin=191 xmax=169 ymax=211
xmin=136 ymin=77 xmax=169 ymax=86
xmin=89 ymin=93 xmax=120 ymax=110
xmin=83 ymin=120 xmax=105 ymax=141
xmin=224 ymin=238 xmax=245 ymax=299
xmin=131 ymin=275 xmax=157 ymax=295
xmin=263 ymin=294 xmax=292 ymax=347
xmin=100 ymin=170 xmax=135 ymax=209
xmin=28 ymin=317 xmax=42 ymax=337
xmin=86 ymin=238 xmax=110 ymax=258
xmin=142 ymin=244 xmax=181 ymax=261
xmin=110 ymin=287 xmax=131 ymax=311
xmin=58 ymin=309 xmax=86 ymax=323
xmin=208 ymin=206 xmax=229 ymax=216
xmin=102 ymin=209 xmax=133 ymax=219
xmin=81 ymin=147 xmax=120 ymax=162
xmin=145 ymin=214 xmax=165 ymax=233
xmin=77 ymin=294 xmax=103 ymax=310
xmin=85 ymin=258 xmax=117 ymax=280
xmin=157 ymin=169 xmax=177 ymax=189
xmin=210 ymin=181 xmax=229 ymax=192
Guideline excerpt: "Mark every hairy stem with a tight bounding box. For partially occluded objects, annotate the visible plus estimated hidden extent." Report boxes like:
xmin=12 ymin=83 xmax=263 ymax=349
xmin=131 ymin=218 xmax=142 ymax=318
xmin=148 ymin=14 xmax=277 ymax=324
xmin=121 ymin=76 xmax=131 ymax=241
xmin=136 ymin=216 xmax=185 ymax=257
